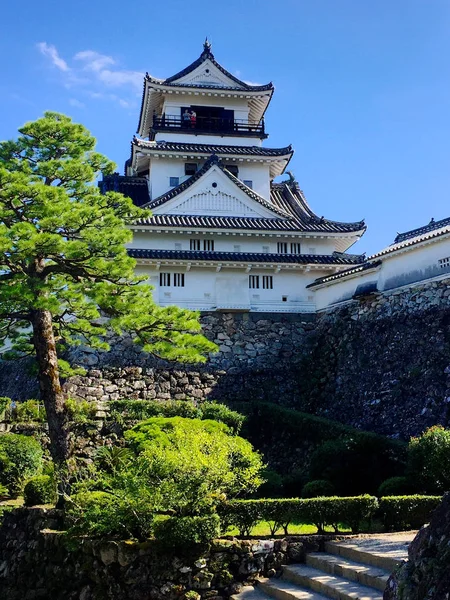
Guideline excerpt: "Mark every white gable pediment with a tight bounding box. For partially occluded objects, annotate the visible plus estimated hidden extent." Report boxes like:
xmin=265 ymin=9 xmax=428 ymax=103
xmin=173 ymin=59 xmax=244 ymax=89
xmin=152 ymin=166 xmax=284 ymax=219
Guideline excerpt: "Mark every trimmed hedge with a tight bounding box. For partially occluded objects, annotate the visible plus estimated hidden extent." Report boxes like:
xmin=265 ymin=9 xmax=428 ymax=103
xmin=219 ymin=495 xmax=379 ymax=536
xmin=379 ymin=495 xmax=442 ymax=531
xmin=24 ymin=475 xmax=56 ymax=506
xmin=109 ymin=400 xmax=244 ymax=433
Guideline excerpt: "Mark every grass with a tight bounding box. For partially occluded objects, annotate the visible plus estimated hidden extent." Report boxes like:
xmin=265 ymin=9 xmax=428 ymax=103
xmin=225 ymin=520 xmax=353 ymax=537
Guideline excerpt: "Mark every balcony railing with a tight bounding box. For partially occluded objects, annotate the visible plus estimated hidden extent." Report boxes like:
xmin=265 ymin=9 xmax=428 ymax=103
xmin=152 ymin=114 xmax=267 ymax=138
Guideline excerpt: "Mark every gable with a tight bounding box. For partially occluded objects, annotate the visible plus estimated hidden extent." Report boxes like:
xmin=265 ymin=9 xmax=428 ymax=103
xmin=151 ymin=166 xmax=284 ymax=219
xmin=172 ymin=59 xmax=245 ymax=89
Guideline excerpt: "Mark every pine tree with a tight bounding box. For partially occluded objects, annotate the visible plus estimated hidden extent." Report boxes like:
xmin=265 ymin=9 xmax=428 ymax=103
xmin=0 ymin=112 xmax=216 ymax=498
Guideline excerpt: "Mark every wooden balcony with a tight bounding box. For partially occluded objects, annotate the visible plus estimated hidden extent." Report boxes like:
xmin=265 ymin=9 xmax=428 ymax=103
xmin=152 ymin=114 xmax=267 ymax=138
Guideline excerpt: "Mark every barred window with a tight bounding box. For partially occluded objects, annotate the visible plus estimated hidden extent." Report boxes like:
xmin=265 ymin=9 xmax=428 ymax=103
xmin=262 ymin=275 xmax=273 ymax=290
xmin=277 ymin=242 xmax=288 ymax=254
xmin=173 ymin=273 xmax=185 ymax=287
xmin=160 ymin=273 xmax=170 ymax=286
xmin=203 ymin=239 xmax=215 ymax=251
xmin=249 ymin=275 xmax=259 ymax=289
xmin=290 ymin=242 xmax=301 ymax=254
xmin=190 ymin=239 xmax=201 ymax=250
xmin=439 ymin=257 xmax=450 ymax=269
xmin=169 ymin=177 xmax=179 ymax=187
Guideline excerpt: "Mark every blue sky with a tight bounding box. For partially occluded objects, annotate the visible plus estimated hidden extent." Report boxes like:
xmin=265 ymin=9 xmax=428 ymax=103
xmin=1 ymin=0 xmax=449 ymax=255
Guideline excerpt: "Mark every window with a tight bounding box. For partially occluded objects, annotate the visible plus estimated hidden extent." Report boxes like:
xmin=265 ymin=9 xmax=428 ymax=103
xmin=282 ymin=295 xmax=288 ymax=302
xmin=203 ymin=239 xmax=215 ymax=251
xmin=249 ymin=275 xmax=259 ymax=289
xmin=277 ymin=242 xmax=288 ymax=254
xmin=262 ymin=275 xmax=273 ymax=290
xmin=175 ymin=243 xmax=182 ymax=250
xmin=439 ymin=257 xmax=450 ymax=269
xmin=174 ymin=273 xmax=185 ymax=287
xmin=169 ymin=177 xmax=179 ymax=187
xmin=190 ymin=239 xmax=201 ymax=250
xmin=243 ymin=180 xmax=253 ymax=189
xmin=160 ymin=273 xmax=170 ymax=286
xmin=226 ymin=165 xmax=239 ymax=177
xmin=290 ymin=242 xmax=301 ymax=254
xmin=185 ymin=163 xmax=197 ymax=176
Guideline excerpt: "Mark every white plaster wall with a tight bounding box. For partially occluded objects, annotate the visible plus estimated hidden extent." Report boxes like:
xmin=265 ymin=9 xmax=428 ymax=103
xmin=129 ymin=232 xmax=338 ymax=255
xmin=154 ymin=132 xmax=263 ymax=147
xmin=134 ymin=264 xmax=324 ymax=313
xmin=149 ymin=158 xmax=271 ymax=201
xmin=313 ymin=234 xmax=450 ymax=311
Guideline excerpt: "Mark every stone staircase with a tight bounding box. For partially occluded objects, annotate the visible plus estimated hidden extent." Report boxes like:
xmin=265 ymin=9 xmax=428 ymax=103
xmin=232 ymin=533 xmax=413 ymax=600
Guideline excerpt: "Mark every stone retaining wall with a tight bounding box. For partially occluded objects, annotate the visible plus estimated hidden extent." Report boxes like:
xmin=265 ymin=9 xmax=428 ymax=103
xmin=0 ymin=507 xmax=331 ymax=600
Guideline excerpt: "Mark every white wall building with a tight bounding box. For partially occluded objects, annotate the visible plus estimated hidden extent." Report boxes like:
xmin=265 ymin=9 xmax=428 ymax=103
xmin=101 ymin=42 xmax=450 ymax=314
xmin=101 ymin=40 xmax=366 ymax=314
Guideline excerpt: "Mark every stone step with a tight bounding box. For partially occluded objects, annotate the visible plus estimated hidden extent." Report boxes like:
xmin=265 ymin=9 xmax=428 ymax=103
xmin=305 ymin=553 xmax=389 ymax=592
xmin=280 ymin=564 xmax=383 ymax=600
xmin=231 ymin=585 xmax=274 ymax=600
xmin=257 ymin=578 xmax=330 ymax=600
xmin=325 ymin=533 xmax=412 ymax=572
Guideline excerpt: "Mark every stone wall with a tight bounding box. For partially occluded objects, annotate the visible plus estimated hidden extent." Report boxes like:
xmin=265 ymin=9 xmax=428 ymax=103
xmin=2 ymin=278 xmax=450 ymax=440
xmin=0 ymin=507 xmax=329 ymax=600
xmin=296 ymin=277 xmax=450 ymax=439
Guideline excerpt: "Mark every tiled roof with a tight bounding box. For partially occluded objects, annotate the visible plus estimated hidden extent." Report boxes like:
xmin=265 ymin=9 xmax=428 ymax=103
xmin=129 ymin=248 xmax=365 ymax=265
xmin=133 ymin=138 xmax=292 ymax=158
xmin=307 ymin=260 xmax=381 ymax=288
xmin=100 ymin=161 xmax=365 ymax=235
xmin=99 ymin=175 xmax=149 ymax=207
xmin=394 ymin=216 xmax=450 ymax=244
xmin=157 ymin=41 xmax=273 ymax=92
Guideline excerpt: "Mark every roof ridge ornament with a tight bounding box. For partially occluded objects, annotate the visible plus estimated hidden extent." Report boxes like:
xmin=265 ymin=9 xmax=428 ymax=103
xmin=202 ymin=37 xmax=213 ymax=58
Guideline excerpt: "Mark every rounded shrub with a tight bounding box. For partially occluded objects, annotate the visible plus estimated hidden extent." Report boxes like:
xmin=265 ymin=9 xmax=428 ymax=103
xmin=154 ymin=514 xmax=221 ymax=549
xmin=301 ymin=479 xmax=335 ymax=498
xmin=378 ymin=476 xmax=414 ymax=497
xmin=0 ymin=433 xmax=43 ymax=495
xmin=24 ymin=475 xmax=56 ymax=506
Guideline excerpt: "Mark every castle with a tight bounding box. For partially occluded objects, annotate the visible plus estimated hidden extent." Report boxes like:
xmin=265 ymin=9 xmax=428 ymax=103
xmin=101 ymin=41 xmax=450 ymax=313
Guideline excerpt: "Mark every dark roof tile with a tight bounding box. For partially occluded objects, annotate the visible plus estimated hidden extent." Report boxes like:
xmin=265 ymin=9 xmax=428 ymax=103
xmin=129 ymin=248 xmax=365 ymax=265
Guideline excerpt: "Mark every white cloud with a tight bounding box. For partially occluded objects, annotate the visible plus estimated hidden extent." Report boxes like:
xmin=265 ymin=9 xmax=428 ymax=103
xmin=37 ymin=42 xmax=144 ymax=109
xmin=69 ymin=98 xmax=85 ymax=109
xmin=37 ymin=42 xmax=70 ymax=72
xmin=74 ymin=50 xmax=115 ymax=73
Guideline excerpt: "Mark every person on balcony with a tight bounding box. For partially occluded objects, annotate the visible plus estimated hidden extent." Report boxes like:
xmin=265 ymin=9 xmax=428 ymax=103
xmin=182 ymin=109 xmax=191 ymax=128
xmin=190 ymin=110 xmax=197 ymax=129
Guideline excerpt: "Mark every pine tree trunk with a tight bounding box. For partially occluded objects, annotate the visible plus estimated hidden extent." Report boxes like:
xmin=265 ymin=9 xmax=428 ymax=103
xmin=30 ymin=308 xmax=70 ymax=504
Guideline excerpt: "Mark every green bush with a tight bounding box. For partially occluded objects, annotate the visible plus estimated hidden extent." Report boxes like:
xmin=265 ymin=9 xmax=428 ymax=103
xmin=24 ymin=475 xmax=56 ymax=506
xmin=154 ymin=514 xmax=221 ymax=548
xmin=0 ymin=433 xmax=43 ymax=495
xmin=0 ymin=397 xmax=10 ymax=418
xmin=256 ymin=469 xmax=284 ymax=498
xmin=240 ymin=403 xmax=406 ymax=495
xmin=407 ymin=426 xmax=450 ymax=494
xmin=378 ymin=476 xmax=415 ymax=497
xmin=379 ymin=495 xmax=442 ymax=531
xmin=109 ymin=399 xmax=245 ymax=433
xmin=219 ymin=495 xmax=379 ymax=536
xmin=302 ymin=480 xmax=335 ymax=498
xmin=68 ymin=490 xmax=155 ymax=538
xmin=65 ymin=397 xmax=97 ymax=423
xmin=14 ymin=400 xmax=46 ymax=423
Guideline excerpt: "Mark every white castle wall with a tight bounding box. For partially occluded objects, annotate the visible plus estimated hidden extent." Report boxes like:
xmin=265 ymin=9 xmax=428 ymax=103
xmin=314 ymin=234 xmax=450 ymax=310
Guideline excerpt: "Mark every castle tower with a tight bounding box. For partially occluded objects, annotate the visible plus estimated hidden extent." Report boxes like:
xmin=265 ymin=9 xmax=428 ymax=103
xmin=101 ymin=41 xmax=366 ymax=313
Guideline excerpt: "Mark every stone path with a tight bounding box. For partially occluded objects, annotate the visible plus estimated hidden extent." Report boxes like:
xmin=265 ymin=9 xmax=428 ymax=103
xmin=232 ymin=533 xmax=415 ymax=600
